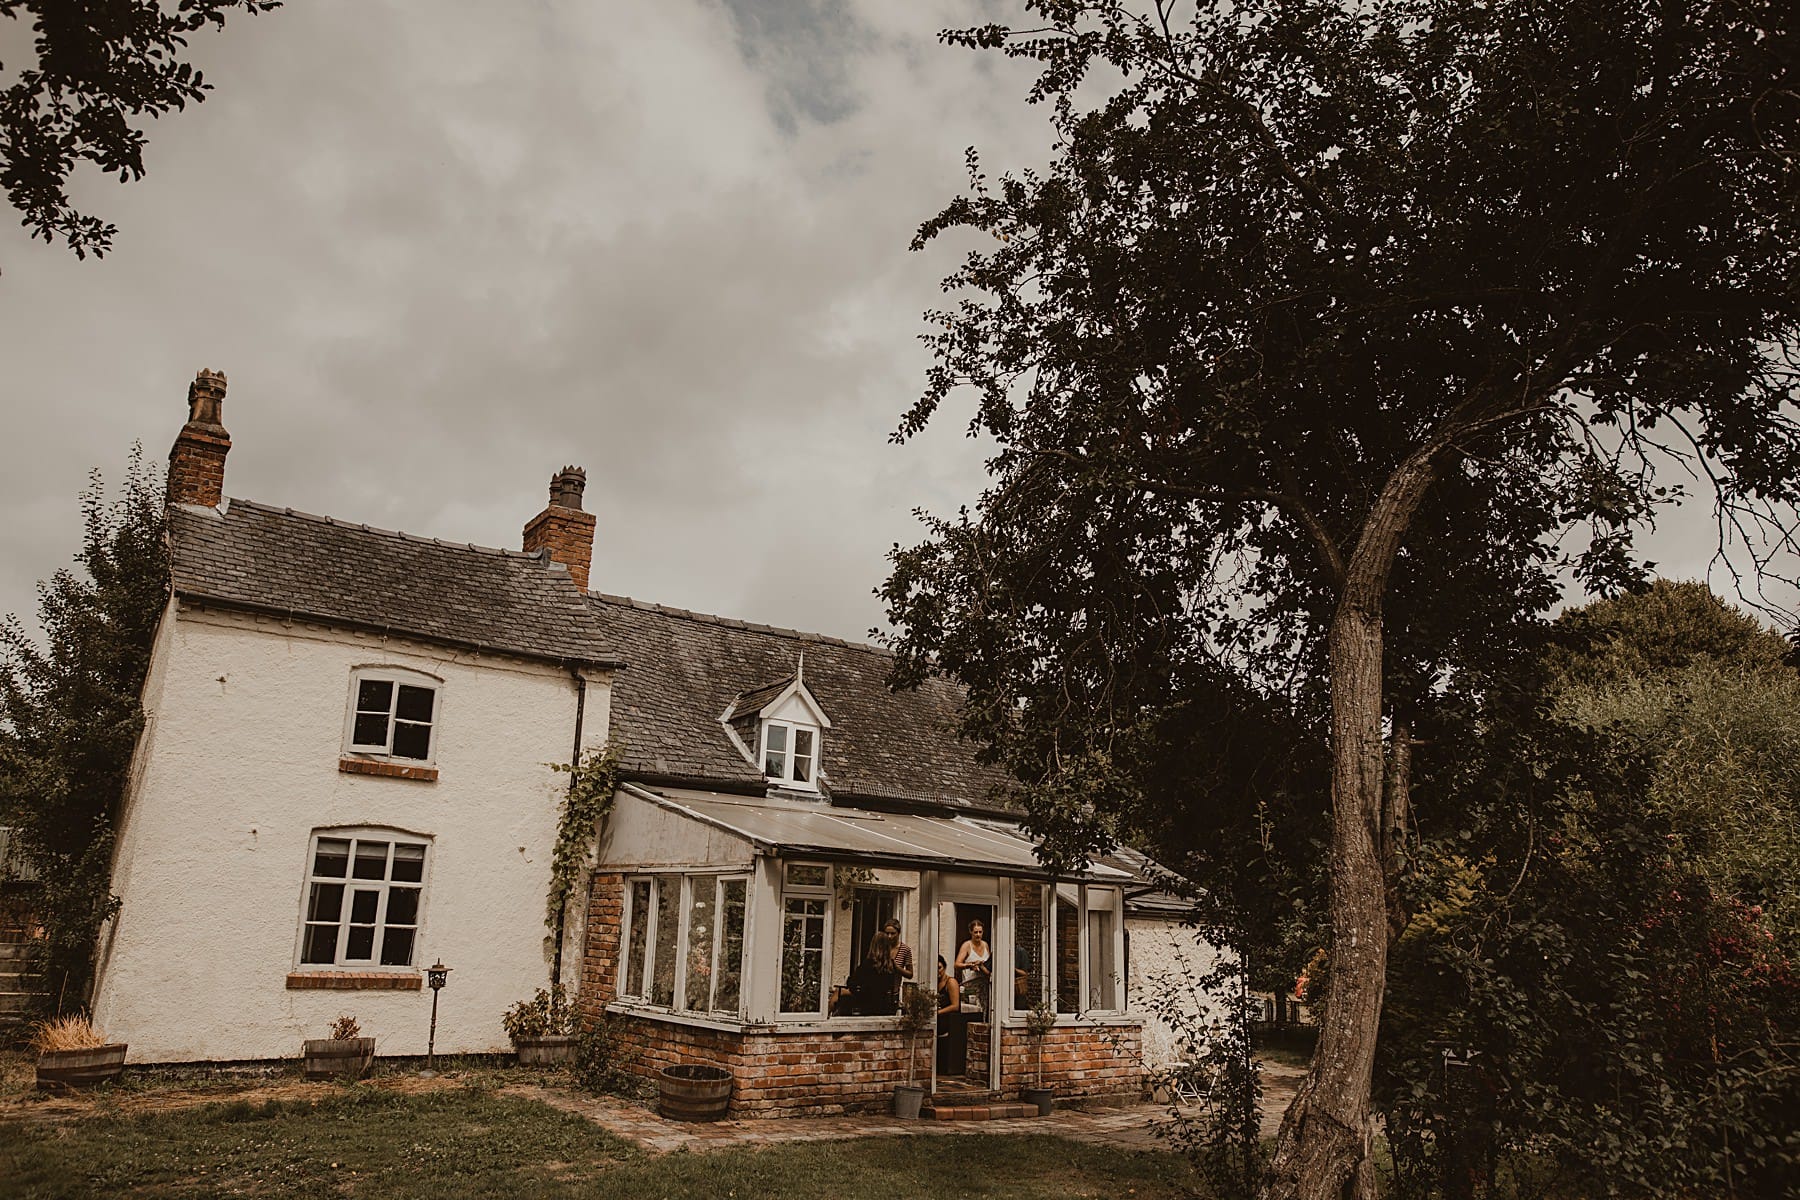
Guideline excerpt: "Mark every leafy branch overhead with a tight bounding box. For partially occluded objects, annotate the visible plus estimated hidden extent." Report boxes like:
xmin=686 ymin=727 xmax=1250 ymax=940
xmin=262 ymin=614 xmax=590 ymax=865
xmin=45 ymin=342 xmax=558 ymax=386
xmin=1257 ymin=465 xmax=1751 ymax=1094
xmin=0 ymin=0 xmax=279 ymax=261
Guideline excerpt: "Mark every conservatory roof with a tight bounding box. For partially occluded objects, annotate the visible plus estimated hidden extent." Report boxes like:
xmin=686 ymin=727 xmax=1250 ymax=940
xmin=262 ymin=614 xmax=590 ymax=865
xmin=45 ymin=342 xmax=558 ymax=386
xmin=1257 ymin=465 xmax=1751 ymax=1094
xmin=619 ymin=783 xmax=1134 ymax=883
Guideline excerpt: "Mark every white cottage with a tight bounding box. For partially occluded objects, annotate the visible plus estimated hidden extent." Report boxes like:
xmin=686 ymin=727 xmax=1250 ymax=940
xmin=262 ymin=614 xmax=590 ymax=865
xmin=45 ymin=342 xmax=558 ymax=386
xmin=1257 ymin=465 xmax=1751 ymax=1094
xmin=92 ymin=372 xmax=618 ymax=1061
xmin=92 ymin=372 xmax=1221 ymax=1114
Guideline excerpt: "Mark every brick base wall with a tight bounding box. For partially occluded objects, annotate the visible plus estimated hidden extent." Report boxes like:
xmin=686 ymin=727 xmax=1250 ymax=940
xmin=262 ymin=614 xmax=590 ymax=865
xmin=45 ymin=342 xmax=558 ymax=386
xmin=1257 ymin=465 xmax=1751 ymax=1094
xmin=998 ymin=1022 xmax=1143 ymax=1097
xmin=608 ymin=1014 xmax=933 ymax=1117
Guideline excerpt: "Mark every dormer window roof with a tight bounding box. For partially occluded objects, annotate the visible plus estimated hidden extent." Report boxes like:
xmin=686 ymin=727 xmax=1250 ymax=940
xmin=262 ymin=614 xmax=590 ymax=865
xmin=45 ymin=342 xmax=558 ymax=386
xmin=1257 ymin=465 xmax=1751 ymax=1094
xmin=721 ymin=659 xmax=831 ymax=792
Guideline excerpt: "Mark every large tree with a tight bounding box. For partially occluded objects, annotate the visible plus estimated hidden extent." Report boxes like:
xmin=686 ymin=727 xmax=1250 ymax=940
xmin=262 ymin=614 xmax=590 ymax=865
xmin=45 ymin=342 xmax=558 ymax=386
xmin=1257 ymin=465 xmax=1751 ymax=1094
xmin=0 ymin=449 xmax=167 ymax=1010
xmin=884 ymin=3 xmax=1799 ymax=1197
xmin=1 ymin=0 xmax=278 ymax=263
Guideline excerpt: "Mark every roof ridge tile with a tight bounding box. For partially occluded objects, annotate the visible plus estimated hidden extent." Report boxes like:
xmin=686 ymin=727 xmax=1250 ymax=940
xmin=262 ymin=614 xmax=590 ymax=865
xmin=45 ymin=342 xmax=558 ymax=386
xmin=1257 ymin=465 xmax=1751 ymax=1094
xmin=589 ymin=591 xmax=892 ymax=656
xmin=226 ymin=496 xmax=545 ymax=564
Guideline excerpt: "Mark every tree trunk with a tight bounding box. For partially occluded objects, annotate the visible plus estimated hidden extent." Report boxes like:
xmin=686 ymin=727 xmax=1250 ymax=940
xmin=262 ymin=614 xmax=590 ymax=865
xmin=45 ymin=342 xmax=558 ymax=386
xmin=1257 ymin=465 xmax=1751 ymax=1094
xmin=1262 ymin=600 xmax=1391 ymax=1200
xmin=1263 ymin=453 xmax=1440 ymax=1200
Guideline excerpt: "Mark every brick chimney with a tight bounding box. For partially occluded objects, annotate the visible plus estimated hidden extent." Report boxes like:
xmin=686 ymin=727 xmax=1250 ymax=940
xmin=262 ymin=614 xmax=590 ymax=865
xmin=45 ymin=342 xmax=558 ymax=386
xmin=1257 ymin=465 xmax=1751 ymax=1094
xmin=523 ymin=466 xmax=597 ymax=591
xmin=167 ymin=369 xmax=231 ymax=508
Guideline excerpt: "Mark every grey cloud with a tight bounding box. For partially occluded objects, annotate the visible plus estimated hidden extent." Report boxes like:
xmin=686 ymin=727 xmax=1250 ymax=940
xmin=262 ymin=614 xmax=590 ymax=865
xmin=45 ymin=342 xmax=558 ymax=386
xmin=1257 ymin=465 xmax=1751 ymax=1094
xmin=4 ymin=1 xmax=1765 ymax=653
xmin=0 ymin=0 xmax=1048 ymax=645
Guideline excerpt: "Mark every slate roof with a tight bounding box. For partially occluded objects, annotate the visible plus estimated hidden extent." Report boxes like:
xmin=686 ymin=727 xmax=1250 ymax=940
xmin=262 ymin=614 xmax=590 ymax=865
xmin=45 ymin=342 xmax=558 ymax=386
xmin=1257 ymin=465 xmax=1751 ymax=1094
xmin=168 ymin=500 xmax=618 ymax=665
xmin=726 ymin=675 xmax=799 ymax=720
xmin=589 ymin=594 xmax=1016 ymax=809
xmin=1098 ymin=846 xmax=1197 ymax=915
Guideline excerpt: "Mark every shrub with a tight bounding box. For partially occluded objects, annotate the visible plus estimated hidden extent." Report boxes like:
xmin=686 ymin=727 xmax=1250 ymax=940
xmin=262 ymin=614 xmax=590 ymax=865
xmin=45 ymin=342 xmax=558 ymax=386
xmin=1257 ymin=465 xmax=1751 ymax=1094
xmin=328 ymin=1014 xmax=361 ymax=1041
xmin=571 ymin=1017 xmax=638 ymax=1096
xmin=501 ymin=986 xmax=576 ymax=1044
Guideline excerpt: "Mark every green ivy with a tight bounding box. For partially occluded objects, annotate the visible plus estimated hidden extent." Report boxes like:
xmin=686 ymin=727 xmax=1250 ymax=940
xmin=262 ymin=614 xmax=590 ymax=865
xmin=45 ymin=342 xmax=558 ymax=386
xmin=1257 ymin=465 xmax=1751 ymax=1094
xmin=545 ymin=746 xmax=620 ymax=933
xmin=834 ymin=863 xmax=874 ymax=910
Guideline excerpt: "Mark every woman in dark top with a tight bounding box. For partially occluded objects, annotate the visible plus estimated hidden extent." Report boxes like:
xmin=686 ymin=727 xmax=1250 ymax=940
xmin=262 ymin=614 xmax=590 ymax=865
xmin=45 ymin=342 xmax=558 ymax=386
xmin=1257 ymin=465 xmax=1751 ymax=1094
xmin=842 ymin=931 xmax=900 ymax=1016
xmin=935 ymin=955 xmax=966 ymax=1076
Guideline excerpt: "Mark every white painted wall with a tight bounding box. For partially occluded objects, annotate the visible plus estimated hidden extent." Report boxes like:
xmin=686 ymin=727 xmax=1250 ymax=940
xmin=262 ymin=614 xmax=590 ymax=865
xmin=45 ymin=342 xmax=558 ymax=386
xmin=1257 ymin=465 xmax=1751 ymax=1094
xmin=1127 ymin=915 xmax=1233 ymax=1069
xmin=91 ymin=602 xmax=611 ymax=1062
xmin=595 ymin=791 xmax=754 ymax=869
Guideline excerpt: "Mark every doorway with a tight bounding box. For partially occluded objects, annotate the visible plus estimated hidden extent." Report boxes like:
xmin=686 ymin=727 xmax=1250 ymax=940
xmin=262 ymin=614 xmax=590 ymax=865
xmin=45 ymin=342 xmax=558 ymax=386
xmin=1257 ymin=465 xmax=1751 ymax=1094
xmin=938 ymin=901 xmax=994 ymax=1090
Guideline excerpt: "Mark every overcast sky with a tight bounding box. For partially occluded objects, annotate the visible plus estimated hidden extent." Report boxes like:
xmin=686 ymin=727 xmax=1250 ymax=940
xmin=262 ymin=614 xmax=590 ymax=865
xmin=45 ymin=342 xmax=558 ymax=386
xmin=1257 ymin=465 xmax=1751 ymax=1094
xmin=0 ymin=1 xmax=1783 ymax=647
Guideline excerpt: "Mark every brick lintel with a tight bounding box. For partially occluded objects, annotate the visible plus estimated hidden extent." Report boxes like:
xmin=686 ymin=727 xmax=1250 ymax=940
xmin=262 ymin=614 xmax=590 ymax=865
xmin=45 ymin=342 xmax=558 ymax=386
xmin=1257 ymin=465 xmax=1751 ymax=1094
xmin=338 ymin=757 xmax=439 ymax=782
xmin=286 ymin=971 xmax=421 ymax=991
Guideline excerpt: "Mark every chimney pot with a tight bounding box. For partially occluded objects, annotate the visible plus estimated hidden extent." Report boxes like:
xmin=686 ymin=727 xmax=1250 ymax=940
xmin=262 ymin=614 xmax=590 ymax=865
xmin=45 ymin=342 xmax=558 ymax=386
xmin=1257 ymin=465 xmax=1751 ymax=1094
xmin=551 ymin=466 xmax=587 ymax=511
xmin=168 ymin=369 xmax=232 ymax=508
xmin=187 ymin=368 xmax=228 ymax=426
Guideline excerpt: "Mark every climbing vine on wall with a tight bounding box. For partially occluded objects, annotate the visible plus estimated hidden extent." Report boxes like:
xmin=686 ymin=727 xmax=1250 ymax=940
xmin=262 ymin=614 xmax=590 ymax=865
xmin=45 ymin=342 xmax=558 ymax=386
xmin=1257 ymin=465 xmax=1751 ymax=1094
xmin=835 ymin=863 xmax=874 ymax=910
xmin=545 ymin=746 xmax=620 ymax=932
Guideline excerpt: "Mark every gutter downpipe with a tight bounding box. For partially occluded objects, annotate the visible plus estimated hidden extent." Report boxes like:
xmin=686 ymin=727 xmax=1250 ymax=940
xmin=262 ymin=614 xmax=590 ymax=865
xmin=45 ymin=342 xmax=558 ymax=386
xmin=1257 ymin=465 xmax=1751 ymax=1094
xmin=550 ymin=665 xmax=587 ymax=990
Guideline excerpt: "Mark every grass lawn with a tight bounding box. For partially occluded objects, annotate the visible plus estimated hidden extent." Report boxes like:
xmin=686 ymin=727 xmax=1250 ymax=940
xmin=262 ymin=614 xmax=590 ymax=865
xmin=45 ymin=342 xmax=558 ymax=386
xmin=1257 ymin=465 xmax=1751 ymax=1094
xmin=0 ymin=1084 xmax=1199 ymax=1200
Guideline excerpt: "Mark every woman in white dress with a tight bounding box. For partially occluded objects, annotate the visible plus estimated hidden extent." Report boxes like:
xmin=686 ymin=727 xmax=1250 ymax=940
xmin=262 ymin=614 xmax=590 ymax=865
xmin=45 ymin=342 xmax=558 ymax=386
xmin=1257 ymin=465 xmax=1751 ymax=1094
xmin=955 ymin=919 xmax=992 ymax=1012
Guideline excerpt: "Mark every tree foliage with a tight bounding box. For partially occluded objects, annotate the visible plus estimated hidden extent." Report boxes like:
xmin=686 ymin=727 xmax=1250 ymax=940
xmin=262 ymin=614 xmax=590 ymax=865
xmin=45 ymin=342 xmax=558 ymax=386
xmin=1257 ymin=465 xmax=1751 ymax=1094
xmin=1 ymin=0 xmax=279 ymax=262
xmin=1382 ymin=585 xmax=1800 ymax=1198
xmin=886 ymin=3 xmax=1798 ymax=1195
xmin=0 ymin=448 xmax=168 ymax=1010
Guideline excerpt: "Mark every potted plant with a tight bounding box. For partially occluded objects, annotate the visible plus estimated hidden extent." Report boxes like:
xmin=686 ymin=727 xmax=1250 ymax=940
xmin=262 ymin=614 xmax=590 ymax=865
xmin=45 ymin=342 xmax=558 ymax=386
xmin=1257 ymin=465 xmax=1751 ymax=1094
xmin=31 ymin=1014 xmax=127 ymax=1090
xmin=502 ymin=985 xmax=578 ymax=1065
xmin=1022 ymin=998 xmax=1057 ymax=1115
xmin=893 ymin=983 xmax=935 ymax=1118
xmin=302 ymin=1014 xmax=375 ymax=1081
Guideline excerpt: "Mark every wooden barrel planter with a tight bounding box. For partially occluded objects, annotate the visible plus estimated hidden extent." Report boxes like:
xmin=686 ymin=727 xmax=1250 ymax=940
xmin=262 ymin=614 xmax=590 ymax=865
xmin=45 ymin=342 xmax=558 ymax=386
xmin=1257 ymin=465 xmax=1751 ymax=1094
xmin=514 ymin=1034 xmax=578 ymax=1066
xmin=36 ymin=1043 xmax=127 ymax=1090
xmin=302 ymin=1037 xmax=376 ymax=1081
xmin=658 ymin=1064 xmax=732 ymax=1121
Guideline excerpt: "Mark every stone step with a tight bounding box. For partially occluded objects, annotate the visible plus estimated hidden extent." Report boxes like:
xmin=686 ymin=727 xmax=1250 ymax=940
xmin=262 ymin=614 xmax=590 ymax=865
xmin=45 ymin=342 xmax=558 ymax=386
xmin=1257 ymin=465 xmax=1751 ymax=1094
xmin=921 ymin=1102 xmax=1042 ymax=1121
xmin=0 ymin=990 xmax=43 ymax=1014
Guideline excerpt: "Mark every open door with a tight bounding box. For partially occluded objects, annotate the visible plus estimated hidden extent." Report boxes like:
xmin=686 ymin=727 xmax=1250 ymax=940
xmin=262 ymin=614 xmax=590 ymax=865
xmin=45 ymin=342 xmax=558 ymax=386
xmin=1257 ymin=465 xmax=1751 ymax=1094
xmin=936 ymin=898 xmax=995 ymax=1092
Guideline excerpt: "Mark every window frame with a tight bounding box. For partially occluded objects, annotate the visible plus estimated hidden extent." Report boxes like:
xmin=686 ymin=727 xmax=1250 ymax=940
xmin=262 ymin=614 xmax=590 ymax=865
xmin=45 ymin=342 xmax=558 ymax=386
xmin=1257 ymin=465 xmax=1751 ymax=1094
xmin=293 ymin=827 xmax=432 ymax=972
xmin=759 ymin=718 xmax=821 ymax=790
xmin=342 ymin=666 xmax=443 ymax=765
xmin=1042 ymin=882 xmax=1127 ymax=1018
xmin=617 ymin=871 xmax=752 ymax=1019
xmin=777 ymin=861 xmax=833 ymax=1019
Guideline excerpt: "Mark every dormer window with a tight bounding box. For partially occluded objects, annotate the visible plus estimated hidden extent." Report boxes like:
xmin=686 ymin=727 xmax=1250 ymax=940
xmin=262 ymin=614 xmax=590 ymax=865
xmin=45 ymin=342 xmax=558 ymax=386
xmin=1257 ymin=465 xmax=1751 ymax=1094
xmin=723 ymin=659 xmax=832 ymax=793
xmin=762 ymin=719 xmax=818 ymax=788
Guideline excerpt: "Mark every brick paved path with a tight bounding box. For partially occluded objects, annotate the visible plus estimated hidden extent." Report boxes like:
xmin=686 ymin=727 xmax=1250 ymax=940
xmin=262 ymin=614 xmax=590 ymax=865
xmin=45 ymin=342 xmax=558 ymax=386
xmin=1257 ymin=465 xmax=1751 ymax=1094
xmin=504 ymin=1062 xmax=1306 ymax=1155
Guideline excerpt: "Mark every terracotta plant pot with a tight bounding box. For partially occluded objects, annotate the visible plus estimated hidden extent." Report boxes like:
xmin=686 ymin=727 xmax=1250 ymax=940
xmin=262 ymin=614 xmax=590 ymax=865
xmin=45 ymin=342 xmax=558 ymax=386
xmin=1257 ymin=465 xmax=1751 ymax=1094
xmin=514 ymin=1034 xmax=578 ymax=1066
xmin=1023 ymin=1085 xmax=1054 ymax=1116
xmin=657 ymin=1063 xmax=731 ymax=1121
xmin=302 ymin=1037 xmax=376 ymax=1081
xmin=893 ymin=1083 xmax=926 ymax=1118
xmin=36 ymin=1043 xmax=127 ymax=1090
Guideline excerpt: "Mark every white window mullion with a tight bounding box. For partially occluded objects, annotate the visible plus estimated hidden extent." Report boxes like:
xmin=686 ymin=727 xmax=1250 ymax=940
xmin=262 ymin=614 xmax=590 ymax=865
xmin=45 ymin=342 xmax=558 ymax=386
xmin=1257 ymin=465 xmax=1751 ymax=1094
xmin=383 ymin=686 xmax=400 ymax=753
xmin=1108 ymin=892 xmax=1123 ymax=1014
xmin=708 ymin=877 xmax=725 ymax=1013
xmin=821 ymin=877 xmax=835 ymax=1018
xmin=1077 ymin=884 xmax=1089 ymax=1016
xmin=643 ymin=880 xmax=659 ymax=1000
xmin=672 ymin=876 xmax=692 ymax=1010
